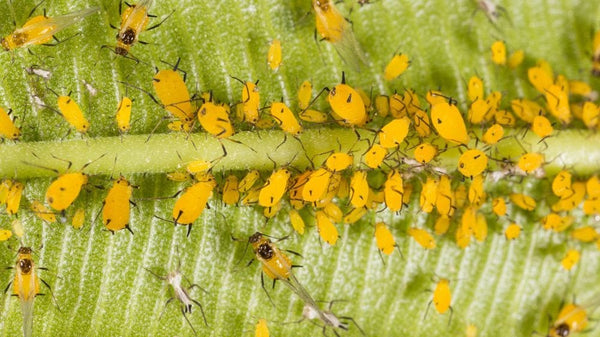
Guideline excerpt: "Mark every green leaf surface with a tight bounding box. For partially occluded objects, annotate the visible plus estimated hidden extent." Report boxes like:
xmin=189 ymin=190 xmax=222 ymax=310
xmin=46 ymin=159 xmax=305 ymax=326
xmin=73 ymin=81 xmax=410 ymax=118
xmin=0 ymin=0 xmax=599 ymax=336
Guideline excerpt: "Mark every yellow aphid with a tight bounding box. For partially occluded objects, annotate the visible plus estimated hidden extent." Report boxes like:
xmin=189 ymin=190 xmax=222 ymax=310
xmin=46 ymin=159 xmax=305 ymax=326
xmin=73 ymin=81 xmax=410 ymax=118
xmin=517 ymin=153 xmax=544 ymax=174
xmin=583 ymin=197 xmax=600 ymax=215
xmin=531 ymin=115 xmax=553 ymax=138
xmin=468 ymin=99 xmax=491 ymax=125
xmin=172 ymin=174 xmax=216 ymax=236
xmin=316 ymin=211 xmax=338 ymax=245
xmin=420 ymin=177 xmax=438 ymax=213
xmin=434 ymin=216 xmax=450 ymax=235
xmin=349 ymin=171 xmax=369 ymax=208
xmin=263 ymin=201 xmax=282 ymax=218
xmin=430 ymin=101 xmax=470 ymax=145
xmin=255 ymin=318 xmax=269 ymax=337
xmin=259 ymin=169 xmax=291 ymax=207
xmin=343 ymin=206 xmax=367 ymax=224
xmin=270 ymin=102 xmax=302 ymax=135
xmin=57 ymin=95 xmax=90 ymax=133
xmin=288 ymin=171 xmax=311 ymax=208
xmin=456 ymin=219 xmax=472 ymax=249
xmin=504 ymin=223 xmax=521 ymax=240
xmin=325 ymin=152 xmax=353 ymax=172
xmin=236 ymin=79 xmax=260 ymax=124
xmin=12 ymin=218 xmax=24 ymax=238
xmin=436 ymin=175 xmax=455 ymax=217
xmin=473 ymin=212 xmax=488 ymax=242
xmin=482 ymin=123 xmax=503 ymax=145
xmin=166 ymin=120 xmax=192 ymax=132
xmin=510 ymin=99 xmax=543 ymax=123
xmin=571 ymin=226 xmax=599 ymax=243
xmin=288 ymin=209 xmax=305 ymax=235
xmin=113 ymin=0 xmax=154 ymax=56
xmin=582 ymin=102 xmax=599 ymax=129
xmin=414 ymin=143 xmax=437 ymax=164
xmin=492 ymin=197 xmax=506 ymax=216
xmin=454 ymin=184 xmax=468 ymax=209
xmin=509 ymin=193 xmax=536 ymax=211
xmin=528 ymin=65 xmax=554 ymax=93
xmin=186 ymin=160 xmax=213 ymax=175
xmin=0 ymin=179 xmax=12 ymax=204
xmin=197 ymin=99 xmax=234 ymax=139
xmin=1 ymin=7 xmax=99 ymax=51
xmin=312 ymin=0 xmax=367 ymax=71
xmin=587 ymin=176 xmax=600 ymax=198
xmin=542 ymin=213 xmax=573 ymax=232
xmin=490 ymin=40 xmax=506 ymax=65
xmin=553 ymin=182 xmax=586 ymax=212
xmin=569 ymin=80 xmax=597 ymax=100
xmin=561 ymin=249 xmax=580 ymax=271
xmin=507 ymin=50 xmax=524 ymax=69
xmin=323 ymin=202 xmax=343 ymax=223
xmin=594 ymin=30 xmax=600 ymax=61
xmin=408 ymin=227 xmax=436 ymax=249
xmin=241 ymin=187 xmax=260 ymax=206
xmin=103 ymin=176 xmax=134 ymax=234
xmin=30 ymin=200 xmax=56 ymax=223
xmin=426 ymin=90 xmax=448 ymax=106
xmin=552 ymin=171 xmax=572 ymax=197
xmin=389 ymin=94 xmax=407 ymax=118
xmin=153 ymin=66 xmax=194 ymax=124
xmin=467 ymin=76 xmax=484 ymax=102
xmin=379 ymin=117 xmax=410 ymax=148
xmin=299 ymin=109 xmax=327 ymax=123
xmin=374 ymin=222 xmax=396 ymax=255
xmin=364 ymin=143 xmax=387 ymax=169
xmin=239 ymin=170 xmax=260 ymax=193
xmin=0 ymin=107 xmax=21 ymax=140
xmin=11 ymin=247 xmax=42 ymax=337
xmin=384 ymin=169 xmax=404 ymax=212
xmin=327 ymin=73 xmax=367 ymax=126
xmin=71 ymin=208 xmax=85 ymax=229
xmin=431 ymin=279 xmax=452 ymax=315
xmin=267 ymin=39 xmax=282 ymax=71
xmin=413 ymin=108 xmax=431 ymax=137
xmin=458 ymin=149 xmax=488 ymax=178
xmin=297 ymin=80 xmax=312 ymax=110
xmin=115 ymin=97 xmax=132 ymax=134
xmin=302 ymin=168 xmax=333 ymax=203
xmin=222 ymin=175 xmax=240 ymax=205
xmin=468 ymin=174 xmax=486 ymax=207
xmin=384 ymin=53 xmax=410 ymax=81
xmin=494 ymin=109 xmax=516 ymax=126
xmin=548 ymin=303 xmax=588 ymax=337
xmin=375 ymin=95 xmax=390 ymax=117
xmin=6 ymin=182 xmax=24 ymax=215
xmin=544 ymin=84 xmax=571 ymax=124
xmin=166 ymin=171 xmax=192 ymax=182
xmin=0 ymin=228 xmax=11 ymax=241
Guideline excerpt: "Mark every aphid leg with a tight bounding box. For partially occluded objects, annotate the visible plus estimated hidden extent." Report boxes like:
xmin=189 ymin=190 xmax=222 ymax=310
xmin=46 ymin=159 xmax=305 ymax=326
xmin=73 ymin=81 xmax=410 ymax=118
xmin=260 ymin=273 xmax=276 ymax=308
xmin=159 ymin=297 xmax=176 ymax=320
xmin=181 ymin=306 xmax=199 ymax=336
xmin=423 ymin=300 xmax=432 ymax=321
xmin=340 ymin=316 xmax=365 ymax=335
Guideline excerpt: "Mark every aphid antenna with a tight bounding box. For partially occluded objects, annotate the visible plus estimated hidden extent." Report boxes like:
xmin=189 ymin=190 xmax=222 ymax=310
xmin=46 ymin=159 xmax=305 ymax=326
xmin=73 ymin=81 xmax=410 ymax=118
xmin=146 ymin=10 xmax=175 ymax=32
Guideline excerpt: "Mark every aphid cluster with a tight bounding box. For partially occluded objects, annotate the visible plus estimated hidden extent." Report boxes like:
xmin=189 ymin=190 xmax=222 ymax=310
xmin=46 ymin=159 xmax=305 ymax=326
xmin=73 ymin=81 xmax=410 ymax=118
xmin=0 ymin=0 xmax=599 ymax=336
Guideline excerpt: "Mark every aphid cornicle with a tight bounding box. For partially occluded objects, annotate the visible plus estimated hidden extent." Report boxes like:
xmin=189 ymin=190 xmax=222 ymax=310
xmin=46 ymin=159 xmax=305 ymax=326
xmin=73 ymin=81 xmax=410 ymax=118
xmin=102 ymin=176 xmax=134 ymax=234
xmin=1 ymin=7 xmax=100 ymax=51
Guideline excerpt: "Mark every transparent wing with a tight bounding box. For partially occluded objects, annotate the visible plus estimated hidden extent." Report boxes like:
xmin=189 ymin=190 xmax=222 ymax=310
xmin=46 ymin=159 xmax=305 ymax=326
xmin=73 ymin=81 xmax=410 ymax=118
xmin=120 ymin=0 xmax=154 ymax=36
xmin=20 ymin=297 xmax=34 ymax=337
xmin=331 ymin=26 xmax=368 ymax=72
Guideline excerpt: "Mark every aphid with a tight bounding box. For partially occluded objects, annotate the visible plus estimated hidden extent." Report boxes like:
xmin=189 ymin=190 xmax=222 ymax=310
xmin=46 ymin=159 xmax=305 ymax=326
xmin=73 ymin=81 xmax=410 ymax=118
xmin=25 ymin=65 xmax=52 ymax=80
xmin=0 ymin=107 xmax=21 ymax=140
xmin=456 ymin=218 xmax=472 ymax=249
xmin=541 ymin=213 xmax=573 ymax=232
xmin=302 ymin=168 xmax=333 ymax=203
xmin=511 ymin=98 xmax=543 ymax=123
xmin=509 ymin=193 xmax=536 ymax=211
xmin=545 ymin=84 xmax=571 ymax=124
xmin=349 ymin=171 xmax=369 ymax=208
xmin=528 ymin=65 xmax=554 ymax=93
xmin=288 ymin=209 xmax=305 ymax=235
xmin=172 ymin=173 xmax=217 ymax=236
xmin=115 ymin=97 xmax=133 ymax=134
xmin=531 ymin=114 xmax=553 ymax=138
xmin=473 ymin=212 xmax=488 ymax=242
xmin=468 ymin=99 xmax=491 ymax=124
xmin=221 ymin=175 xmax=240 ymax=205
xmin=241 ymin=187 xmax=261 ymax=206
xmin=343 ymin=206 xmax=367 ymax=224
xmin=420 ymin=177 xmax=438 ymax=213
xmin=103 ymin=176 xmax=134 ymax=234
xmin=492 ymin=197 xmax=506 ymax=216
xmin=153 ymin=62 xmax=195 ymax=125
xmin=197 ymin=96 xmax=234 ymax=139
xmin=430 ymin=101 xmax=470 ymax=145
xmin=270 ymin=102 xmax=302 ymax=135
xmin=504 ymin=223 xmax=521 ymax=240
xmin=255 ymin=319 xmax=269 ymax=337
xmin=30 ymin=200 xmax=56 ymax=224
xmin=145 ymin=264 xmax=208 ymax=336
xmin=375 ymin=95 xmax=390 ymax=117
xmin=434 ymin=216 xmax=450 ymax=235
xmin=458 ymin=149 xmax=488 ymax=178
xmin=582 ymin=102 xmax=599 ymax=129
xmin=408 ymin=227 xmax=436 ymax=249
xmin=517 ymin=152 xmax=544 ymax=174
xmin=413 ymin=142 xmax=437 ymax=164
xmin=413 ymin=108 xmax=431 ymax=137
xmin=239 ymin=170 xmax=261 ymax=193
xmin=302 ymin=302 xmax=364 ymax=336
xmin=571 ymin=226 xmax=598 ymax=243
xmin=379 ymin=117 xmax=410 ymax=148
xmin=384 ymin=169 xmax=404 ymax=212
xmin=1 ymin=7 xmax=99 ymax=51
xmin=364 ymin=143 xmax=387 ymax=169
xmin=507 ymin=50 xmax=524 ymax=69
xmin=6 ymin=181 xmax=24 ymax=215
xmin=436 ymin=175 xmax=455 ymax=217
xmin=312 ymin=0 xmax=367 ymax=71
xmin=494 ymin=109 xmax=516 ymax=126
xmin=548 ymin=303 xmax=588 ymax=337
xmin=299 ymin=109 xmax=328 ymax=123
xmin=561 ymin=249 xmax=580 ymax=271
xmin=384 ymin=53 xmax=410 ymax=81
xmin=490 ymin=40 xmax=506 ymax=66
xmin=468 ymin=174 xmax=486 ymax=207
xmin=569 ymin=80 xmax=598 ymax=100
xmin=12 ymin=218 xmax=24 ymax=238
xmin=0 ymin=228 xmax=11 ymax=241
xmin=552 ymin=170 xmax=572 ymax=198
xmin=466 ymin=324 xmax=478 ymax=337
xmin=467 ymin=76 xmax=484 ymax=102
xmin=259 ymin=169 xmax=291 ymax=207
xmin=323 ymin=202 xmax=343 ymax=223
xmin=71 ymin=208 xmax=85 ymax=229
xmin=113 ymin=0 xmax=165 ymax=56
xmin=267 ymin=39 xmax=282 ymax=71
xmin=233 ymin=78 xmax=260 ymax=124
xmin=482 ymin=123 xmax=504 ymax=145
xmin=316 ymin=211 xmax=338 ymax=245
xmin=56 ymin=95 xmax=90 ymax=133
xmin=553 ymin=182 xmax=586 ymax=212
xmin=587 ymin=176 xmax=600 ymax=198
xmin=45 ymin=170 xmax=88 ymax=212
xmin=425 ymin=279 xmax=453 ymax=324
xmin=327 ymin=73 xmax=368 ymax=126
xmin=325 ymin=152 xmax=353 ymax=172
xmin=298 ymin=80 xmax=312 ymax=110
xmin=375 ymin=222 xmax=398 ymax=256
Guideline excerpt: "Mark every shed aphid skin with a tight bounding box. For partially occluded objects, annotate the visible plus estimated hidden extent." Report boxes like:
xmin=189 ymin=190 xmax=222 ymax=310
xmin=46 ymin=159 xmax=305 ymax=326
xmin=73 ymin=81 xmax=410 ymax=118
xmin=56 ymin=94 xmax=90 ymax=134
xmin=115 ymin=96 xmax=133 ymax=134
xmin=102 ymin=176 xmax=135 ymax=234
xmin=327 ymin=72 xmax=368 ymax=126
xmin=267 ymin=39 xmax=282 ymax=71
xmin=171 ymin=173 xmax=217 ymax=237
xmin=301 ymin=301 xmax=365 ymax=336
xmin=384 ymin=53 xmax=410 ymax=81
xmin=474 ymin=0 xmax=508 ymax=25
xmin=1 ymin=7 xmax=100 ymax=51
xmin=145 ymin=263 xmax=209 ymax=336
xmin=312 ymin=0 xmax=368 ymax=72
xmin=0 ymin=107 xmax=21 ymax=140
xmin=231 ymin=77 xmax=260 ymax=124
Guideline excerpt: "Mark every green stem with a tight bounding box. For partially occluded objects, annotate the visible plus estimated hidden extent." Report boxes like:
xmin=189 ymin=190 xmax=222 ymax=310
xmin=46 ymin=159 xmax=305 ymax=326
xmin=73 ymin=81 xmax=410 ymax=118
xmin=1 ymin=129 xmax=598 ymax=179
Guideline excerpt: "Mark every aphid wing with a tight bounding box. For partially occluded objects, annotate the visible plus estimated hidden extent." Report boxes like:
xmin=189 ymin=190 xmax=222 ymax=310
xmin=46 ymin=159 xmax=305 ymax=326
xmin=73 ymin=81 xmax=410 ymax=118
xmin=120 ymin=0 xmax=152 ymax=35
xmin=20 ymin=297 xmax=34 ymax=337
xmin=332 ymin=28 xmax=368 ymax=72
